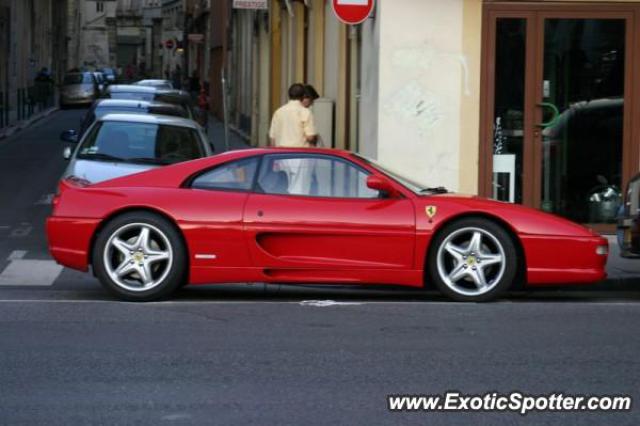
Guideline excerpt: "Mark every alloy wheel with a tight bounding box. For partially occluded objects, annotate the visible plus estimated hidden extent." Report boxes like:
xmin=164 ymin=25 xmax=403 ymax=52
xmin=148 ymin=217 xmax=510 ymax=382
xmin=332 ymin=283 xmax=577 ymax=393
xmin=103 ymin=222 xmax=173 ymax=292
xmin=436 ymin=227 xmax=506 ymax=297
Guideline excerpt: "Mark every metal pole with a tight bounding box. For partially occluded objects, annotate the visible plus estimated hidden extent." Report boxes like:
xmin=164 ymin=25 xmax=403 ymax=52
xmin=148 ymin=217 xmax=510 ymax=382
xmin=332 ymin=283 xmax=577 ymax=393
xmin=221 ymin=67 xmax=230 ymax=151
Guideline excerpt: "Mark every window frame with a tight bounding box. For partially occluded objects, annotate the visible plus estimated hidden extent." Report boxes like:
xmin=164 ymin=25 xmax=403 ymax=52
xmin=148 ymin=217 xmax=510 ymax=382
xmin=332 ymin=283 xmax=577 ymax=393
xmin=186 ymin=156 xmax=263 ymax=193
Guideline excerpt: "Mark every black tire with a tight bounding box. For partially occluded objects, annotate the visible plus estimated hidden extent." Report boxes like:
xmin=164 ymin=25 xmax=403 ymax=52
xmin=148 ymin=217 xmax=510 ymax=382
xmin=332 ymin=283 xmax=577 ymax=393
xmin=427 ymin=217 xmax=518 ymax=302
xmin=92 ymin=211 xmax=187 ymax=301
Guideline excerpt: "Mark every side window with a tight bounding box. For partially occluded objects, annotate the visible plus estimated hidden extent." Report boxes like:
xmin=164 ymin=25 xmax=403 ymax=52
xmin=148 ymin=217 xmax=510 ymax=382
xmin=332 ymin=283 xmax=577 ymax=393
xmin=191 ymin=157 xmax=259 ymax=191
xmin=257 ymin=155 xmax=379 ymax=199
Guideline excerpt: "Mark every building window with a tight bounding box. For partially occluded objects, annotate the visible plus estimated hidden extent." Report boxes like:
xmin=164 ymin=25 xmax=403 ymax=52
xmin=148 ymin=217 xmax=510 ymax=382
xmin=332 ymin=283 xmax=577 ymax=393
xmin=97 ymin=2 xmax=104 ymax=13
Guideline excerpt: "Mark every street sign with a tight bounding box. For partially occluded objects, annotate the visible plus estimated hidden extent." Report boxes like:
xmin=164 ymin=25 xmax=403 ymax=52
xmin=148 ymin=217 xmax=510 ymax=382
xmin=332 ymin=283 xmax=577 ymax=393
xmin=233 ymin=0 xmax=268 ymax=10
xmin=332 ymin=0 xmax=374 ymax=25
xmin=164 ymin=39 xmax=174 ymax=49
xmin=188 ymin=34 xmax=204 ymax=43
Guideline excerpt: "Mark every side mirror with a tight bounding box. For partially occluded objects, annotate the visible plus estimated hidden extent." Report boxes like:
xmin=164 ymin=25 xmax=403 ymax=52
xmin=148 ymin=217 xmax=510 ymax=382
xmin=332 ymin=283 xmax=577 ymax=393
xmin=367 ymin=175 xmax=398 ymax=197
xmin=63 ymin=146 xmax=72 ymax=160
xmin=60 ymin=129 xmax=78 ymax=143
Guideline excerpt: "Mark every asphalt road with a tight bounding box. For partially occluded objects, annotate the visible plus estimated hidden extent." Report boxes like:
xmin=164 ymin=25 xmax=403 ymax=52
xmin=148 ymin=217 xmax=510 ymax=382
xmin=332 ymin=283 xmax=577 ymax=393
xmin=0 ymin=110 xmax=639 ymax=425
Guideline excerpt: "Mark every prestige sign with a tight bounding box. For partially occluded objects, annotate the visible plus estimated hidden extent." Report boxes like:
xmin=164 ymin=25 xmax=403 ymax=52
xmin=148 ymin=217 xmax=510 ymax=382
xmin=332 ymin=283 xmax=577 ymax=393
xmin=232 ymin=0 xmax=268 ymax=9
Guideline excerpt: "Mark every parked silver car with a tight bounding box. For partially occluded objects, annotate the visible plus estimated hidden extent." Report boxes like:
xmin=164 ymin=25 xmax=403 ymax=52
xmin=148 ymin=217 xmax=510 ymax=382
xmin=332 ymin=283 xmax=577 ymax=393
xmin=59 ymin=114 xmax=213 ymax=184
xmin=103 ymin=84 xmax=205 ymax=129
xmin=75 ymin=98 xmax=193 ymax=138
xmin=60 ymin=72 xmax=99 ymax=107
xmin=134 ymin=79 xmax=174 ymax=90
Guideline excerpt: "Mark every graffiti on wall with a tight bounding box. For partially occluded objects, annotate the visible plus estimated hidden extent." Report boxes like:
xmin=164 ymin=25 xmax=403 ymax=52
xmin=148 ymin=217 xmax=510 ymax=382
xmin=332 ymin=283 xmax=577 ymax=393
xmin=383 ymin=42 xmax=471 ymax=134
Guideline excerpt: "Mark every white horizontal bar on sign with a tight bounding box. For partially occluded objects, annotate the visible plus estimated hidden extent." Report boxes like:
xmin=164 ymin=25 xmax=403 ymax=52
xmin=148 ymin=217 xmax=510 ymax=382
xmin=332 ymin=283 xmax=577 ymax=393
xmin=337 ymin=0 xmax=368 ymax=5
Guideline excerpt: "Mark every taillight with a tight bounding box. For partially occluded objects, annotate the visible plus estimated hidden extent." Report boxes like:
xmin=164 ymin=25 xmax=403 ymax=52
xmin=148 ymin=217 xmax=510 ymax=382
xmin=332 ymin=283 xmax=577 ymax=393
xmin=52 ymin=176 xmax=91 ymax=215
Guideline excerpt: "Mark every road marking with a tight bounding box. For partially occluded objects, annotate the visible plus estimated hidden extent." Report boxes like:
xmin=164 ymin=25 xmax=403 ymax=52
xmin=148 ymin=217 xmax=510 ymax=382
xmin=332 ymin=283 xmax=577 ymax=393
xmin=35 ymin=193 xmax=54 ymax=205
xmin=0 ymin=259 xmax=63 ymax=286
xmin=300 ymin=300 xmax=363 ymax=307
xmin=9 ymin=223 xmax=32 ymax=238
xmin=7 ymin=250 xmax=26 ymax=261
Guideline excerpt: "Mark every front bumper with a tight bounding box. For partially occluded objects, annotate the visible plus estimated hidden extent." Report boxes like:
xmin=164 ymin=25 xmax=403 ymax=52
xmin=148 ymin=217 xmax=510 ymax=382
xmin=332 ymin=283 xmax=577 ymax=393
xmin=617 ymin=216 xmax=640 ymax=258
xmin=522 ymin=234 xmax=608 ymax=285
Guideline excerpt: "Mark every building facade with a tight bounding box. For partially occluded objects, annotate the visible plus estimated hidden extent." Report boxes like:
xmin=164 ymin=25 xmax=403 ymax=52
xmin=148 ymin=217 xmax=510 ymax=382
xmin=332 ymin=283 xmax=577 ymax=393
xmin=212 ymin=0 xmax=639 ymax=231
xmin=66 ymin=0 xmax=118 ymax=70
xmin=161 ymin=0 xmax=185 ymax=79
xmin=0 ymin=0 xmax=67 ymax=130
xmin=115 ymin=0 xmax=164 ymax=80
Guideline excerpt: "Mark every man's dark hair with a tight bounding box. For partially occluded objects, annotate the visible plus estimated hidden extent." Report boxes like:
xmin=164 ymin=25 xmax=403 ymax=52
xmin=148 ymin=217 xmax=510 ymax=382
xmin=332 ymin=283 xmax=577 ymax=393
xmin=304 ymin=84 xmax=319 ymax=100
xmin=288 ymin=83 xmax=306 ymax=100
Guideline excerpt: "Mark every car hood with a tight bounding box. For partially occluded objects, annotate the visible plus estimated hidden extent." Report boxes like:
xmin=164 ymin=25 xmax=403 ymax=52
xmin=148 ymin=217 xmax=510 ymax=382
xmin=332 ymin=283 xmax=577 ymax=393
xmin=64 ymin=159 xmax=158 ymax=184
xmin=418 ymin=193 xmax=599 ymax=237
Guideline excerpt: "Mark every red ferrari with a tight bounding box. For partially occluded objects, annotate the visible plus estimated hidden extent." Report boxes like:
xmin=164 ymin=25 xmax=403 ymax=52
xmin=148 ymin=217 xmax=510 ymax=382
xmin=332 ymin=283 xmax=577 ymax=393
xmin=46 ymin=148 xmax=608 ymax=302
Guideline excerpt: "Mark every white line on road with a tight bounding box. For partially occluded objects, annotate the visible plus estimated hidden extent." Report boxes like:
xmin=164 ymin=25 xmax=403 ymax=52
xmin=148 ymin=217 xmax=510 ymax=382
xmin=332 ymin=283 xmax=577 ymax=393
xmin=300 ymin=300 xmax=363 ymax=307
xmin=9 ymin=223 xmax=32 ymax=238
xmin=0 ymin=259 xmax=63 ymax=286
xmin=7 ymin=250 xmax=27 ymax=261
xmin=35 ymin=193 xmax=54 ymax=205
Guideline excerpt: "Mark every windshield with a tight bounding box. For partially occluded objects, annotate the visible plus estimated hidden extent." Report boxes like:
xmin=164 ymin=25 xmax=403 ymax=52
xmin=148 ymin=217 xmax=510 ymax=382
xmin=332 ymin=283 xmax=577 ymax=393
xmin=95 ymin=106 xmax=143 ymax=118
xmin=109 ymin=92 xmax=155 ymax=101
xmin=64 ymin=73 xmax=92 ymax=84
xmin=78 ymin=121 xmax=205 ymax=165
xmin=354 ymin=154 xmax=434 ymax=193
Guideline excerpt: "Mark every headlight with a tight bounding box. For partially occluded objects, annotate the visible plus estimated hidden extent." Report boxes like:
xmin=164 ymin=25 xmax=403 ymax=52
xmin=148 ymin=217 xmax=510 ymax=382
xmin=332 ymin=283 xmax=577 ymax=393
xmin=596 ymin=245 xmax=609 ymax=256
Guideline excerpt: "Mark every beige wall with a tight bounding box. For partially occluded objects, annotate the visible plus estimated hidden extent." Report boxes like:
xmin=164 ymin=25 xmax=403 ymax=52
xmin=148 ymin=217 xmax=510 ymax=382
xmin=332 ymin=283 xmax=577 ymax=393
xmin=374 ymin=0 xmax=473 ymax=192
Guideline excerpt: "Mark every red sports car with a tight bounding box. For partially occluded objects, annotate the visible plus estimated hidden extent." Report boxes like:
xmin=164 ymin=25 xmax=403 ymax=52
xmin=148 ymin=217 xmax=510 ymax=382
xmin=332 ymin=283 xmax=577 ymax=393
xmin=46 ymin=148 xmax=609 ymax=302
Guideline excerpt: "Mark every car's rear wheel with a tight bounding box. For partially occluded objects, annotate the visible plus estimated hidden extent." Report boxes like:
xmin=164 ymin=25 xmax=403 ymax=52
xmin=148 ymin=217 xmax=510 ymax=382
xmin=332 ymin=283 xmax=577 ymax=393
xmin=428 ymin=218 xmax=518 ymax=302
xmin=93 ymin=212 xmax=186 ymax=301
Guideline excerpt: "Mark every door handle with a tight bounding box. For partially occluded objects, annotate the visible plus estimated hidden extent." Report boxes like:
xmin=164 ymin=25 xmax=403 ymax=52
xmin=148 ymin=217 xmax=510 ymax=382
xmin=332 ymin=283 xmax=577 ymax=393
xmin=536 ymin=102 xmax=560 ymax=128
xmin=257 ymin=210 xmax=264 ymax=217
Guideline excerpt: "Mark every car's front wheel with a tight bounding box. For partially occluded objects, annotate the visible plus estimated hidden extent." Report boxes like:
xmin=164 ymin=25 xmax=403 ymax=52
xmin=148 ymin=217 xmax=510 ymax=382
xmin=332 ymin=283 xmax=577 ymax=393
xmin=93 ymin=212 xmax=186 ymax=301
xmin=428 ymin=218 xmax=518 ymax=302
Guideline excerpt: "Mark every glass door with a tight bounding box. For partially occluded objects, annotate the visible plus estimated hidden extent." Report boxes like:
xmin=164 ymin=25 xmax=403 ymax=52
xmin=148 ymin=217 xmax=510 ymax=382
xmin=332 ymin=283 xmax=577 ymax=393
xmin=492 ymin=18 xmax=527 ymax=205
xmin=538 ymin=17 xmax=626 ymax=224
xmin=482 ymin=4 xmax=635 ymax=228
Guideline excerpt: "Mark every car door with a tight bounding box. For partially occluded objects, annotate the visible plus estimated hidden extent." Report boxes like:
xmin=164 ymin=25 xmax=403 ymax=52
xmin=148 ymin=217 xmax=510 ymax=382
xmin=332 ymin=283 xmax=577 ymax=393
xmin=244 ymin=153 xmax=416 ymax=283
xmin=180 ymin=156 xmax=261 ymax=283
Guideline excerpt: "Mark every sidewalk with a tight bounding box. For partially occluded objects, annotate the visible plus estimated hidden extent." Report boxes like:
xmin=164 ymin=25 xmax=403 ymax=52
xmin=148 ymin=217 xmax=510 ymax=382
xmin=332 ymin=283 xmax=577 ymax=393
xmin=0 ymin=106 xmax=58 ymax=141
xmin=207 ymin=113 xmax=251 ymax=152
xmin=602 ymin=235 xmax=640 ymax=289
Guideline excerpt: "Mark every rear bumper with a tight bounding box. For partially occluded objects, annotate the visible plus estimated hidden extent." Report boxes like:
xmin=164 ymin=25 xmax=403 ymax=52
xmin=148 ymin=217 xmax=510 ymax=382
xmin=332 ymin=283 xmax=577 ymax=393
xmin=46 ymin=217 xmax=101 ymax=271
xmin=522 ymin=234 xmax=608 ymax=285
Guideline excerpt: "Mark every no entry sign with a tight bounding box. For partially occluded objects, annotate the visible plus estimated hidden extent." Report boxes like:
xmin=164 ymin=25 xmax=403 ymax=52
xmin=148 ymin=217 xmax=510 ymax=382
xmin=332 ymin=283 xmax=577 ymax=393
xmin=332 ymin=0 xmax=374 ymax=25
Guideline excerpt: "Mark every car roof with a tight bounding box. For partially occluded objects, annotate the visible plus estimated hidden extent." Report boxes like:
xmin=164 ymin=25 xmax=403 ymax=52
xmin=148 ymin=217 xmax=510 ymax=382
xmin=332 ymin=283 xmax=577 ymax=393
xmin=98 ymin=113 xmax=200 ymax=129
xmin=136 ymin=79 xmax=172 ymax=85
xmin=94 ymin=99 xmax=156 ymax=108
xmin=107 ymin=85 xmax=158 ymax=94
xmin=92 ymin=99 xmax=187 ymax=116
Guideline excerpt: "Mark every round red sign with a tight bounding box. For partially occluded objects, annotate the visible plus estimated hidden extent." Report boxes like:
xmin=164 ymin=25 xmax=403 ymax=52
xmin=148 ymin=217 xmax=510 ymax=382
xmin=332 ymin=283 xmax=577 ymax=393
xmin=332 ymin=0 xmax=374 ymax=25
xmin=165 ymin=39 xmax=175 ymax=49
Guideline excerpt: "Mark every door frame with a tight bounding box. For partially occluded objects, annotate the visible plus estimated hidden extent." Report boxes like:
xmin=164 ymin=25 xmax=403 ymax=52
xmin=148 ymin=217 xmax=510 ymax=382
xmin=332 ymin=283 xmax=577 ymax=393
xmin=479 ymin=1 xmax=640 ymax=230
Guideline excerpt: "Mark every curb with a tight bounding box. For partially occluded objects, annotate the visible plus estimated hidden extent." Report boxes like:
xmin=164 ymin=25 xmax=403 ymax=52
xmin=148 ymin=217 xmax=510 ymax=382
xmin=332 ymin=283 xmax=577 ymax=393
xmin=0 ymin=107 xmax=59 ymax=141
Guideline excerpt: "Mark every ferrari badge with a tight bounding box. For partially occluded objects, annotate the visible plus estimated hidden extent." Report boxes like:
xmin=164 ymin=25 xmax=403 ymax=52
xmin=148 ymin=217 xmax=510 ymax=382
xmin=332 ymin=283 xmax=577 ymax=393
xmin=425 ymin=205 xmax=437 ymax=219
